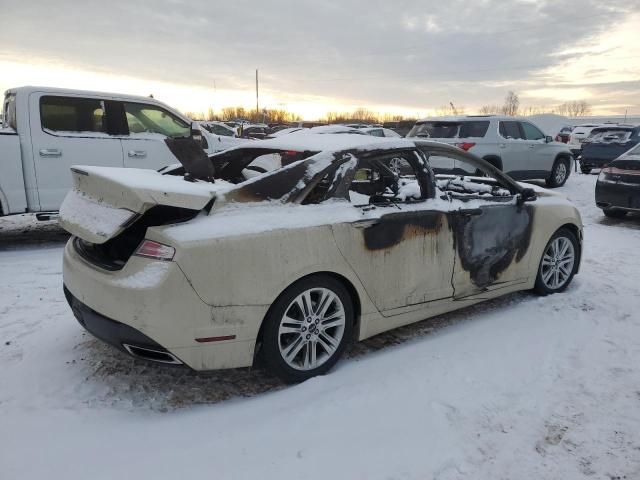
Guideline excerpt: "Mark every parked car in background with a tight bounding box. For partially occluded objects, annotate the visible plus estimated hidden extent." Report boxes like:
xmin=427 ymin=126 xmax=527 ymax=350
xmin=383 ymin=120 xmax=417 ymax=137
xmin=568 ymin=123 xmax=602 ymax=158
xmin=60 ymin=134 xmax=582 ymax=382
xmin=407 ymin=115 xmax=574 ymax=187
xmin=197 ymin=120 xmax=238 ymax=137
xmin=361 ymin=127 xmax=401 ymax=138
xmin=267 ymin=127 xmax=304 ymax=138
xmin=297 ymin=125 xmax=367 ymax=135
xmin=595 ymin=143 xmax=640 ymax=218
xmin=290 ymin=121 xmax=327 ymax=129
xmin=555 ymin=125 xmax=573 ymax=144
xmin=238 ymin=124 xmax=271 ymax=139
xmin=580 ymin=124 xmax=640 ymax=174
xmin=196 ymin=123 xmax=250 ymax=154
xmin=0 ymin=86 xmax=202 ymax=218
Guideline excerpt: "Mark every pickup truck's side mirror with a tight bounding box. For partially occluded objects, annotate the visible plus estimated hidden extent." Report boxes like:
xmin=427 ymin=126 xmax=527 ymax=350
xmin=190 ymin=122 xmax=208 ymax=150
xmin=545 ymin=135 xmax=553 ymax=143
xmin=191 ymin=122 xmax=202 ymax=141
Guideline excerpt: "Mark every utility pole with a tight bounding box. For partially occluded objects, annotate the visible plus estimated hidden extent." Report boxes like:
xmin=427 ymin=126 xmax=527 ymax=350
xmin=255 ymin=69 xmax=259 ymax=118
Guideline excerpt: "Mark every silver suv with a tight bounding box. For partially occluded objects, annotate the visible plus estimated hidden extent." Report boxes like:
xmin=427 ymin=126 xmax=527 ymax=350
xmin=407 ymin=115 xmax=574 ymax=187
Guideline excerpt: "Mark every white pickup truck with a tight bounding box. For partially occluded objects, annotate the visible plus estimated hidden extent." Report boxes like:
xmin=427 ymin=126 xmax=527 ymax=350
xmin=0 ymin=86 xmax=243 ymax=218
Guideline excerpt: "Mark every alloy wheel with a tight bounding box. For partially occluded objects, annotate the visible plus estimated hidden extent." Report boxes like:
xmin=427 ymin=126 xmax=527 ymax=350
xmin=540 ymin=236 xmax=575 ymax=290
xmin=278 ymin=288 xmax=346 ymax=371
xmin=555 ymin=162 xmax=567 ymax=184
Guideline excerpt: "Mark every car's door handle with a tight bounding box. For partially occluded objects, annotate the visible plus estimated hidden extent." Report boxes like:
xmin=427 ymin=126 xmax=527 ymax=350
xmin=353 ymin=219 xmax=380 ymax=229
xmin=457 ymin=208 xmax=482 ymax=217
xmin=528 ymin=144 xmax=536 ymax=149
xmin=499 ymin=144 xmax=507 ymax=149
xmin=128 ymin=150 xmax=147 ymax=158
xmin=39 ymin=148 xmax=62 ymax=157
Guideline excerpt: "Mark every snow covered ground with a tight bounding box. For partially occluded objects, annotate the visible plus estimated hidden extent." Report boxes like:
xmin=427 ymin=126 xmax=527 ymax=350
xmin=1 ymin=172 xmax=640 ymax=479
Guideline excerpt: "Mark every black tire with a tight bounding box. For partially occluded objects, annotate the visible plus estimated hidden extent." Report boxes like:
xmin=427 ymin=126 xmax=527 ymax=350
xmin=603 ymin=209 xmax=627 ymax=219
xmin=534 ymin=228 xmax=579 ymax=296
xmin=546 ymin=157 xmax=571 ymax=188
xmin=261 ymin=274 xmax=354 ymax=383
xmin=580 ymin=165 xmax=592 ymax=174
xmin=483 ymin=156 xmax=503 ymax=171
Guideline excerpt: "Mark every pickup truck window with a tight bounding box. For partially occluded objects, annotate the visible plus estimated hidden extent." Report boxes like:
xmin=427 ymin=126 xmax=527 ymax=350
xmin=124 ymin=103 xmax=189 ymax=138
xmin=41 ymin=96 xmax=106 ymax=133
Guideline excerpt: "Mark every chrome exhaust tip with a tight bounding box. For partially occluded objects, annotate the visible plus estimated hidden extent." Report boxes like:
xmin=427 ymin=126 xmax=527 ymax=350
xmin=122 ymin=344 xmax=182 ymax=365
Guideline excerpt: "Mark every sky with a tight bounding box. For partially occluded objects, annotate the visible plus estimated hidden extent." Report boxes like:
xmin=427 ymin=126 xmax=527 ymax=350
xmin=0 ymin=0 xmax=639 ymax=119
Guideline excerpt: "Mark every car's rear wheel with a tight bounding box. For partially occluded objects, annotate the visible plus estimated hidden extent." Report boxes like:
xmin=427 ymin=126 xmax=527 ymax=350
xmin=534 ymin=228 xmax=579 ymax=295
xmin=261 ymin=275 xmax=354 ymax=383
xmin=580 ymin=165 xmax=592 ymax=174
xmin=546 ymin=158 xmax=570 ymax=188
xmin=603 ymin=208 xmax=627 ymax=219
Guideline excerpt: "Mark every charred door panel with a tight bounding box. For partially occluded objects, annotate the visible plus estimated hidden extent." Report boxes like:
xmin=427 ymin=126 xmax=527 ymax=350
xmin=332 ymin=207 xmax=456 ymax=312
xmin=449 ymin=202 xmax=534 ymax=297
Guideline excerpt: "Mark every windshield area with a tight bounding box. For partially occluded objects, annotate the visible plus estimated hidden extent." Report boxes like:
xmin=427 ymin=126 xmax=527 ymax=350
xmin=408 ymin=121 xmax=489 ymax=139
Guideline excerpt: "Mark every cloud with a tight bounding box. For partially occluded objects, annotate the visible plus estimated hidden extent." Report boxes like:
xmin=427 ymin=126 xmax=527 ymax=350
xmin=0 ymin=0 xmax=638 ymax=116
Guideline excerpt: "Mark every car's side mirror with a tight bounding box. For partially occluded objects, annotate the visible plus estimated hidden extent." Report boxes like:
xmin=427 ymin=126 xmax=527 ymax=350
xmin=518 ymin=187 xmax=537 ymax=204
xmin=545 ymin=135 xmax=553 ymax=143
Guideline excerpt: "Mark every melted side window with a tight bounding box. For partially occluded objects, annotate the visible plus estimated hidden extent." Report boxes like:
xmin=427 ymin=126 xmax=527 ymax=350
xmin=348 ymin=151 xmax=424 ymax=205
xmin=428 ymin=152 xmax=513 ymax=198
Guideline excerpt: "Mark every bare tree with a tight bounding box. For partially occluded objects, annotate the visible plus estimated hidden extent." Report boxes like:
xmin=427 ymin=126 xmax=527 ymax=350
xmin=479 ymin=104 xmax=501 ymax=115
xmin=501 ymin=91 xmax=520 ymax=116
xmin=555 ymin=100 xmax=592 ymax=117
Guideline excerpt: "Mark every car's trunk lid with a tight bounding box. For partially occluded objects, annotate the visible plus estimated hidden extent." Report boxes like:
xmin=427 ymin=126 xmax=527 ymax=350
xmin=59 ymin=166 xmax=220 ymax=244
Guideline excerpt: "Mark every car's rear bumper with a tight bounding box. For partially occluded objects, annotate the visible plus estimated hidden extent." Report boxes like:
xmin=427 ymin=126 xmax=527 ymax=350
xmin=595 ymin=180 xmax=640 ymax=212
xmin=63 ymin=238 xmax=259 ymax=370
xmin=64 ymin=286 xmax=185 ymax=365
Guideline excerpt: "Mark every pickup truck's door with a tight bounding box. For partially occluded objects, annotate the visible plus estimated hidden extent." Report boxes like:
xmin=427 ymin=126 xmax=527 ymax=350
xmin=29 ymin=93 xmax=124 ymax=211
xmin=120 ymin=102 xmax=191 ymax=170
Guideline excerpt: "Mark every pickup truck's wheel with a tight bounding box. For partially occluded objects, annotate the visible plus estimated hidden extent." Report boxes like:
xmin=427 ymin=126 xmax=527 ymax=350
xmin=534 ymin=228 xmax=579 ymax=295
xmin=546 ymin=158 xmax=570 ymax=188
xmin=262 ymin=275 xmax=354 ymax=383
xmin=603 ymin=208 xmax=627 ymax=219
xmin=580 ymin=165 xmax=592 ymax=174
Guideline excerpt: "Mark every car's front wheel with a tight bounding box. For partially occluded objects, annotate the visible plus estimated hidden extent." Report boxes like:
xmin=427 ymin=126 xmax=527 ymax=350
xmin=261 ymin=275 xmax=354 ymax=383
xmin=534 ymin=228 xmax=579 ymax=295
xmin=580 ymin=165 xmax=592 ymax=174
xmin=546 ymin=157 xmax=570 ymax=188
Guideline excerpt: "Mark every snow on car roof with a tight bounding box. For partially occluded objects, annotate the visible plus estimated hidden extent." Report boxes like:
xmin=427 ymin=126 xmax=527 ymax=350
xmin=216 ymin=133 xmax=415 ymax=154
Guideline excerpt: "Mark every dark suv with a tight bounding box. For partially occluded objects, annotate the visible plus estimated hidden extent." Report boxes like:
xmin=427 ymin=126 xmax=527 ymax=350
xmin=580 ymin=125 xmax=640 ymax=173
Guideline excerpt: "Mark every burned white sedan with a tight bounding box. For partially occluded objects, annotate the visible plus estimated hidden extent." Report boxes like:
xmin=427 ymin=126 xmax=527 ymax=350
xmin=61 ymin=134 xmax=583 ymax=382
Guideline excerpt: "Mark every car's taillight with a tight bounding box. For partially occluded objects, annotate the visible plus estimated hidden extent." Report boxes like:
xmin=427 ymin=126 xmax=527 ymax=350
xmin=455 ymin=142 xmax=476 ymax=151
xmin=134 ymin=240 xmax=175 ymax=261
